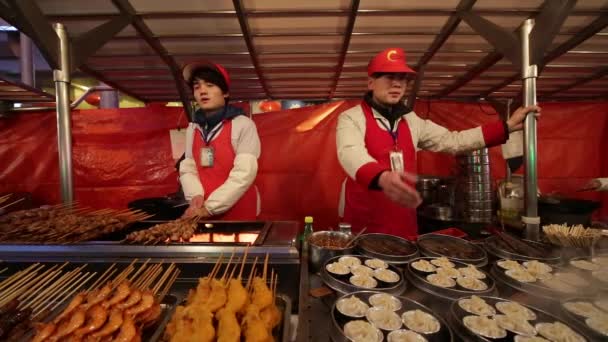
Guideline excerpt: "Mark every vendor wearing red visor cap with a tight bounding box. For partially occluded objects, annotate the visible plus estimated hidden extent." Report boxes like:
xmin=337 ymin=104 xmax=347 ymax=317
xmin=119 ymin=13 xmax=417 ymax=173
xmin=336 ymin=48 xmax=540 ymax=238
xmin=180 ymin=61 xmax=260 ymax=219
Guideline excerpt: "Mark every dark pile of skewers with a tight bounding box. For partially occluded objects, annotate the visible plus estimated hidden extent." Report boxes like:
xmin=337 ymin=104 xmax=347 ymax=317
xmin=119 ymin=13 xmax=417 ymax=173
xmin=125 ymin=217 xmax=199 ymax=244
xmin=0 ymin=203 xmax=153 ymax=244
xmin=164 ymin=250 xmax=281 ymax=342
xmin=31 ymin=260 xmax=179 ymax=342
xmin=0 ymin=262 xmax=96 ymax=341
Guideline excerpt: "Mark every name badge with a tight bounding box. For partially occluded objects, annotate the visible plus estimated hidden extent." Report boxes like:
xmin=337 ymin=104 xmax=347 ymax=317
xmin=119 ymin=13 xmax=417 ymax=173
xmin=200 ymin=147 xmax=215 ymax=167
xmin=390 ymin=150 xmax=404 ymax=173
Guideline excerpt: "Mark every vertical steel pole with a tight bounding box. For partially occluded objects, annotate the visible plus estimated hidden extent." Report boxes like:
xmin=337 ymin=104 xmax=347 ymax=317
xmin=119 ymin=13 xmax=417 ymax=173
xmin=20 ymin=33 xmax=34 ymax=86
xmin=520 ymin=19 xmax=540 ymax=240
xmin=53 ymin=23 xmax=74 ymax=203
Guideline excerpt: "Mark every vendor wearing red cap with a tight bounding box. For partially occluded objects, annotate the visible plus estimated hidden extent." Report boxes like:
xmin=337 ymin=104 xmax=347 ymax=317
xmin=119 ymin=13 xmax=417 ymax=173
xmin=180 ymin=61 xmax=260 ymax=219
xmin=337 ymin=48 xmax=540 ymax=238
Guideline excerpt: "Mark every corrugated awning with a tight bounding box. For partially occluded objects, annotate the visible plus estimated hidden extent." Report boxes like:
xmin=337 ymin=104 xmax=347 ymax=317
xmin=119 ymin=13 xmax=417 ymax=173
xmin=1 ymin=0 xmax=606 ymax=103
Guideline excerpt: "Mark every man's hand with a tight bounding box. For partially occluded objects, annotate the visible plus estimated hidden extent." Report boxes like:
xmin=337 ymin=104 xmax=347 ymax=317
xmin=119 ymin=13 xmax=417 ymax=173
xmin=579 ymin=179 xmax=601 ymax=192
xmin=378 ymin=171 xmax=422 ymax=208
xmin=507 ymin=105 xmax=541 ymax=133
xmin=183 ymin=195 xmax=204 ymax=218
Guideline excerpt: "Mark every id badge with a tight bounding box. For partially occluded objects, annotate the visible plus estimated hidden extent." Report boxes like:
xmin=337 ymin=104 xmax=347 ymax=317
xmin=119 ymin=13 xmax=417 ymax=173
xmin=389 ymin=150 xmax=404 ymax=173
xmin=199 ymin=147 xmax=215 ymax=167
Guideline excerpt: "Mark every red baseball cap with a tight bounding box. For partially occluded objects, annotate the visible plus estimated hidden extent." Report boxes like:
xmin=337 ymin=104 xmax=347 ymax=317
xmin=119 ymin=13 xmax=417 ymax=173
xmin=367 ymin=48 xmax=416 ymax=76
xmin=182 ymin=61 xmax=231 ymax=90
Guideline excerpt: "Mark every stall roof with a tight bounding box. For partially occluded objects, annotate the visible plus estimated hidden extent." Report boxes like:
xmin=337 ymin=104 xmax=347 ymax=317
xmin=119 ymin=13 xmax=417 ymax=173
xmin=1 ymin=0 xmax=607 ymax=103
xmin=0 ymin=75 xmax=54 ymax=102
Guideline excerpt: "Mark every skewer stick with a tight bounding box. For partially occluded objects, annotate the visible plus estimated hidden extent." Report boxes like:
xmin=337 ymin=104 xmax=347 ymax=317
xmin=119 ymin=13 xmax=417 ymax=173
xmin=273 ymin=273 xmax=278 ymax=299
xmin=28 ymin=268 xmax=83 ymax=311
xmin=127 ymin=259 xmax=151 ymax=284
xmin=133 ymin=263 xmax=159 ymax=289
xmin=0 ymin=268 xmax=7 ymax=275
xmin=0 ymin=268 xmax=43 ymax=304
xmin=152 ymin=264 xmax=175 ymax=295
xmin=158 ymin=269 xmax=180 ymax=302
xmin=17 ymin=264 xmax=65 ymax=303
xmin=221 ymin=249 xmax=236 ymax=283
xmin=209 ymin=253 xmax=224 ymax=280
xmin=0 ymin=263 xmax=41 ymax=292
xmin=238 ymin=246 xmax=249 ymax=280
xmin=27 ymin=270 xmax=91 ymax=312
xmin=228 ymin=262 xmax=237 ymax=281
xmin=140 ymin=263 xmax=164 ymax=290
xmin=263 ymin=253 xmax=269 ymax=282
xmin=19 ymin=269 xmax=61 ymax=306
xmin=34 ymin=271 xmax=96 ymax=320
xmin=246 ymin=257 xmax=259 ymax=290
xmin=86 ymin=263 xmax=116 ymax=291
xmin=0 ymin=198 xmax=26 ymax=210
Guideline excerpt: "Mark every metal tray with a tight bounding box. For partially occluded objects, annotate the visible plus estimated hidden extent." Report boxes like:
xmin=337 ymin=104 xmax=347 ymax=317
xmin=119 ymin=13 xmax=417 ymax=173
xmin=417 ymin=234 xmax=488 ymax=267
xmin=329 ymin=290 xmax=454 ymax=342
xmin=483 ymin=235 xmax=561 ymax=264
xmin=490 ymin=260 xmax=599 ymax=301
xmin=560 ymin=297 xmax=608 ymax=340
xmin=151 ymin=293 xmax=292 ymax=342
xmin=355 ymin=233 xmax=419 ymax=264
xmin=405 ymin=257 xmax=496 ymax=301
xmin=320 ymin=255 xmax=407 ymax=296
xmin=566 ymin=255 xmax=608 ymax=290
xmin=449 ymin=295 xmax=590 ymax=342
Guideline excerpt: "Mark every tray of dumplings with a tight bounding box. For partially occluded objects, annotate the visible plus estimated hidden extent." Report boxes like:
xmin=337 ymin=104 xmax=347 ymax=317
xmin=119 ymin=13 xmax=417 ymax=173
xmin=329 ymin=290 xmax=454 ymax=342
xmin=321 ymin=255 xmax=407 ymax=295
xmin=491 ymin=259 xmax=599 ymax=299
xmin=449 ymin=295 xmax=589 ymax=342
xmin=405 ymin=257 xmax=496 ymax=300
xmin=560 ymin=297 xmax=608 ymax=339
xmin=566 ymin=255 xmax=608 ymax=289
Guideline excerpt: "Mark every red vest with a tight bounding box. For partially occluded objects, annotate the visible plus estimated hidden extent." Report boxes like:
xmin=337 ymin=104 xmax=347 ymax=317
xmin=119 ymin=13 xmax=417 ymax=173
xmin=192 ymin=120 xmax=257 ymax=220
xmin=343 ymin=102 xmax=418 ymax=239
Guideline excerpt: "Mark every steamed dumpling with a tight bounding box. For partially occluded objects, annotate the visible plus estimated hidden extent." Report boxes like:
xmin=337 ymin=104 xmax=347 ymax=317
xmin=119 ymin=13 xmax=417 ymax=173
xmin=536 ymin=322 xmax=585 ymax=342
xmin=505 ymin=268 xmax=536 ymax=283
xmin=496 ymin=301 xmax=537 ymax=320
xmin=401 ymin=310 xmax=440 ymax=334
xmin=458 ymin=295 xmax=496 ymax=316
xmin=495 ymin=314 xmax=537 ymax=336
xmin=497 ymin=259 xmax=523 ymax=270
xmin=411 ymin=259 xmax=436 ymax=273
xmin=431 ymin=257 xmax=455 ymax=268
xmin=571 ymin=259 xmax=601 ymax=271
xmin=456 ymin=276 xmax=488 ymax=291
xmin=344 ymin=320 xmax=382 ymax=342
xmin=458 ymin=264 xmax=486 ymax=279
xmin=426 ymin=273 xmax=456 ymax=288
xmin=463 ymin=315 xmax=506 ymax=339
xmin=336 ymin=295 xmax=369 ymax=317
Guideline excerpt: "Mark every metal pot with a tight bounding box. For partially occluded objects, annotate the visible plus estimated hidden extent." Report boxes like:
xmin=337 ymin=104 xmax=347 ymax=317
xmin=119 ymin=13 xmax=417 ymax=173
xmin=308 ymin=231 xmax=354 ymax=273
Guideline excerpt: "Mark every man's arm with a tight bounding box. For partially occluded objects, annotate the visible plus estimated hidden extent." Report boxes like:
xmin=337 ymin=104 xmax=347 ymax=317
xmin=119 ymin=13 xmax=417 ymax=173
xmin=179 ymin=124 xmax=204 ymax=201
xmin=336 ymin=110 xmax=387 ymax=187
xmin=413 ymin=105 xmax=539 ymax=154
xmin=204 ymin=117 xmax=260 ymax=215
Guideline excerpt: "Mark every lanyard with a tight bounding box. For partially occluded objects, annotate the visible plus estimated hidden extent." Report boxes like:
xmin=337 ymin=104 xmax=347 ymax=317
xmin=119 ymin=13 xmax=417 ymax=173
xmin=376 ymin=118 xmax=399 ymax=146
xmin=200 ymin=122 xmax=223 ymax=145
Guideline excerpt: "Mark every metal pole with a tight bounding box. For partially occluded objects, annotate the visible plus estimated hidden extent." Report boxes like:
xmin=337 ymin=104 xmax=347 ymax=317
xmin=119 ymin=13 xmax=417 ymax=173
xmin=505 ymin=99 xmax=512 ymax=183
xmin=53 ymin=23 xmax=74 ymax=204
xmin=520 ymin=19 xmax=540 ymax=240
xmin=99 ymin=82 xmax=119 ymax=108
xmin=20 ymin=33 xmax=34 ymax=86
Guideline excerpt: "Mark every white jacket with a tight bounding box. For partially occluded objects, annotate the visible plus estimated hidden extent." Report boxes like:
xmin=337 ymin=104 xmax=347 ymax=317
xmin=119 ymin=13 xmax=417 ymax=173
xmin=337 ymin=104 xmax=507 ymax=184
xmin=179 ymin=115 xmax=261 ymax=215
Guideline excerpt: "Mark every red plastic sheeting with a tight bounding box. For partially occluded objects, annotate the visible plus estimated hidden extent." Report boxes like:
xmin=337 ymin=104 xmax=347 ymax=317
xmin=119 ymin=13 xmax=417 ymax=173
xmin=0 ymin=100 xmax=606 ymax=229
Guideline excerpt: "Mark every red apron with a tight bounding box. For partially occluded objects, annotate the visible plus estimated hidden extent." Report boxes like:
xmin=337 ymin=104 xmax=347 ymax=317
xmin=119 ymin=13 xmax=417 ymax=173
xmin=343 ymin=102 xmax=418 ymax=239
xmin=192 ymin=120 xmax=257 ymax=220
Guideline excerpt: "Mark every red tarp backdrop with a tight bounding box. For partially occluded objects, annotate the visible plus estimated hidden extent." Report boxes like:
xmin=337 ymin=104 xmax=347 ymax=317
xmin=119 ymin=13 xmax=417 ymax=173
xmin=1 ymin=100 xmax=606 ymax=229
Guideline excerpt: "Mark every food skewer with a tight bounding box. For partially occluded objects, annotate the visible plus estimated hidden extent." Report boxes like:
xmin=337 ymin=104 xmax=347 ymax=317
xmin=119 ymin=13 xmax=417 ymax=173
xmin=0 ymin=198 xmax=25 ymax=211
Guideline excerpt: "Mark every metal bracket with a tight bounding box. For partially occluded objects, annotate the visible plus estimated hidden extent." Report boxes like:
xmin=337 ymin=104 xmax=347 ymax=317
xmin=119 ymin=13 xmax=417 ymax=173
xmin=458 ymin=11 xmax=521 ymax=68
xmin=458 ymin=0 xmax=575 ymax=71
xmin=70 ymin=13 xmax=133 ymax=70
xmin=530 ymin=0 xmax=576 ymax=68
xmin=4 ymin=0 xmax=59 ymax=69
